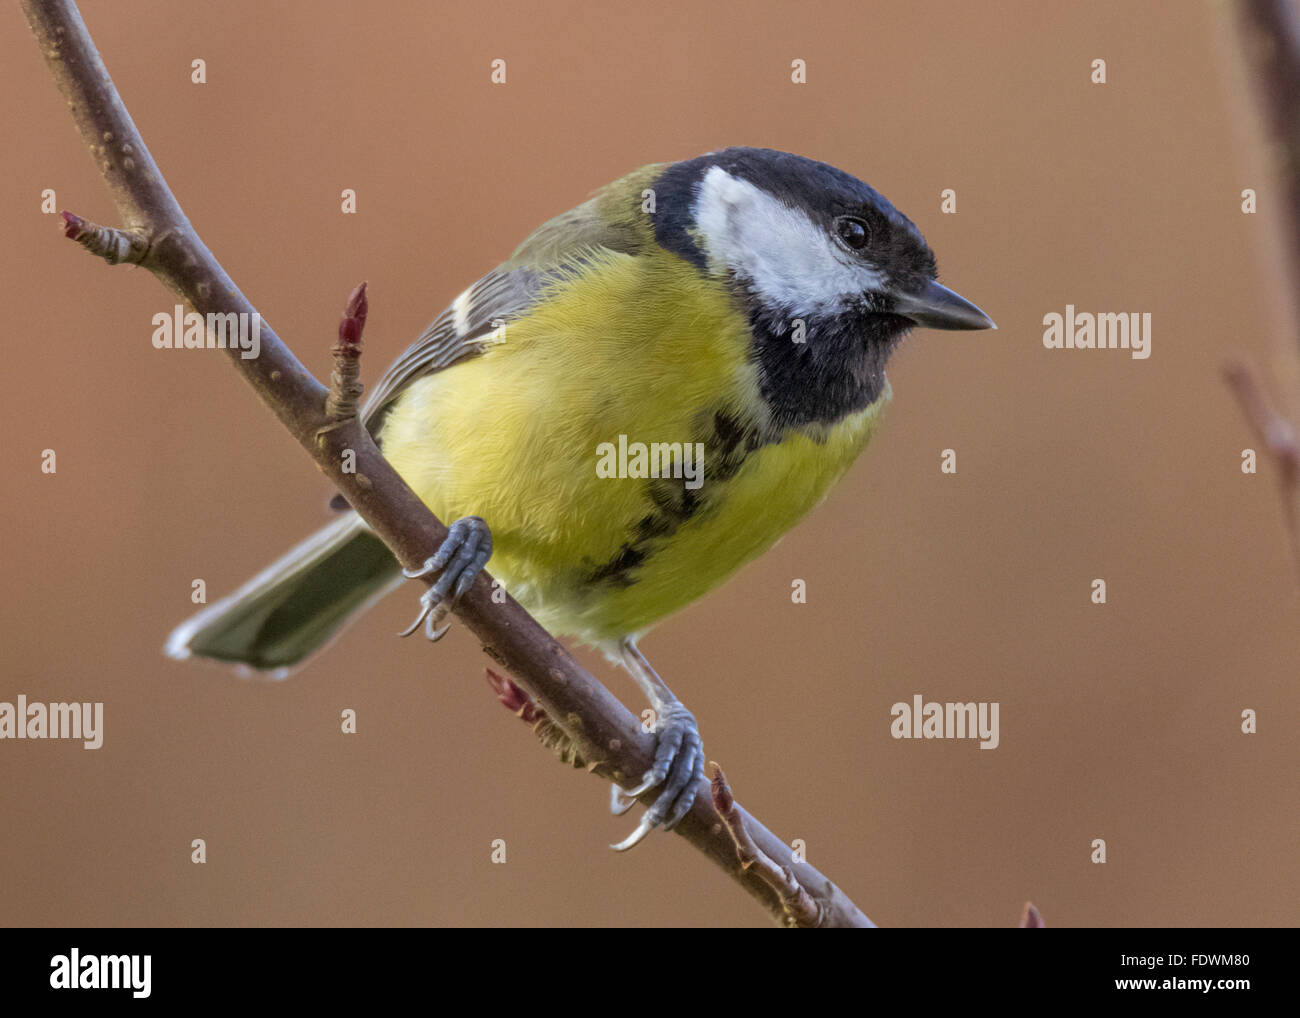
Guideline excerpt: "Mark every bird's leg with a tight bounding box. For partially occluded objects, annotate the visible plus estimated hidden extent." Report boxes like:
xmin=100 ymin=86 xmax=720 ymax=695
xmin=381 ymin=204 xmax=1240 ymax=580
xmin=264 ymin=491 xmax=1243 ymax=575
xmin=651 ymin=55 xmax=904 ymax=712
xmin=399 ymin=516 xmax=493 ymax=642
xmin=610 ymin=638 xmax=705 ymax=851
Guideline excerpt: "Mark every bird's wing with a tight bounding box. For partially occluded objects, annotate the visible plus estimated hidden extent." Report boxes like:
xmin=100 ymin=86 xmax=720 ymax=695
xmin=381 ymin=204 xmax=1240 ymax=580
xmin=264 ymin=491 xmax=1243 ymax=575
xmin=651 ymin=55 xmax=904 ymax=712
xmin=359 ymin=189 xmax=651 ymax=435
xmin=359 ymin=267 xmax=540 ymax=433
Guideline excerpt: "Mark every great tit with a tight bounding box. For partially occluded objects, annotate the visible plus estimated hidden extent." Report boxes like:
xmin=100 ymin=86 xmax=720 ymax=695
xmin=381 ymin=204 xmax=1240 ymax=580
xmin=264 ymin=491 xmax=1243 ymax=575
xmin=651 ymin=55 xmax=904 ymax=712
xmin=166 ymin=146 xmax=995 ymax=848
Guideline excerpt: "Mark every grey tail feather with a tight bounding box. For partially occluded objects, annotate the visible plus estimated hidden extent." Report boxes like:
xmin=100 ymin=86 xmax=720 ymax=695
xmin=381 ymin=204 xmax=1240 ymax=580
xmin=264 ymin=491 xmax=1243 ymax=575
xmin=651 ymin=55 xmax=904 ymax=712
xmin=164 ymin=513 xmax=403 ymax=678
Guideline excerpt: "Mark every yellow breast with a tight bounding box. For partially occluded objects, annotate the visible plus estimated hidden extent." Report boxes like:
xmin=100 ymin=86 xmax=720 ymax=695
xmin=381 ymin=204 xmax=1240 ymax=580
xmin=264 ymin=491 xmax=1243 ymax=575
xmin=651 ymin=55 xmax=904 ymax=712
xmin=379 ymin=248 xmax=889 ymax=647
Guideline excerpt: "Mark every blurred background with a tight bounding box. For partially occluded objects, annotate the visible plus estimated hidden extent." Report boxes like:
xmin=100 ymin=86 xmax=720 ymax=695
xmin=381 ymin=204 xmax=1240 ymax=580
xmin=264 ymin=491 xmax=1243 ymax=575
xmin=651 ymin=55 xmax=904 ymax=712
xmin=1 ymin=0 xmax=1296 ymax=927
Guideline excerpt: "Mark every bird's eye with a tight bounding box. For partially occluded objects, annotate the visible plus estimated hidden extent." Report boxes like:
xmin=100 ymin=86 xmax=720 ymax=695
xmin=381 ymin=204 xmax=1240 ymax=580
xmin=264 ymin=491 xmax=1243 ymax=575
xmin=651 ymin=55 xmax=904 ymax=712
xmin=836 ymin=217 xmax=870 ymax=251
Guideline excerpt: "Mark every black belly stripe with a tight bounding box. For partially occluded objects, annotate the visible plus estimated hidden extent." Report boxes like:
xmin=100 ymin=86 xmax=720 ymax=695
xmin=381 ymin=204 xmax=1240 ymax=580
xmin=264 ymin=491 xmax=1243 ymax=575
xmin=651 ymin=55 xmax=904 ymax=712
xmin=581 ymin=410 xmax=765 ymax=589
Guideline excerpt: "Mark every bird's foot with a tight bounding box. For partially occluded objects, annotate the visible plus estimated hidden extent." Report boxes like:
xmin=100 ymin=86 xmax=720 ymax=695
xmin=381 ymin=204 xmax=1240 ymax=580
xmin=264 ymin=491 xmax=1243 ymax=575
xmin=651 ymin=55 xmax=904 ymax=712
xmin=398 ymin=515 xmax=492 ymax=642
xmin=610 ymin=699 xmax=705 ymax=851
xmin=609 ymin=785 xmax=637 ymax=816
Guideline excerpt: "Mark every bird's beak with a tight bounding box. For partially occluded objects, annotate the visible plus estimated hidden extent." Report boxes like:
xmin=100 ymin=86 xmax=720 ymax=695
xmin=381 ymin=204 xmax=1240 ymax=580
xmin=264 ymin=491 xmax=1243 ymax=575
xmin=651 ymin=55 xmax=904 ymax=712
xmin=891 ymin=279 xmax=996 ymax=331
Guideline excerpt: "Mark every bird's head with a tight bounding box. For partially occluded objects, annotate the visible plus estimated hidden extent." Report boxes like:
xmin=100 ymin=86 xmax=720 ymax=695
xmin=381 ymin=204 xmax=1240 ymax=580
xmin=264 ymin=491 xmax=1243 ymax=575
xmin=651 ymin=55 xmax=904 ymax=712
xmin=650 ymin=147 xmax=994 ymax=427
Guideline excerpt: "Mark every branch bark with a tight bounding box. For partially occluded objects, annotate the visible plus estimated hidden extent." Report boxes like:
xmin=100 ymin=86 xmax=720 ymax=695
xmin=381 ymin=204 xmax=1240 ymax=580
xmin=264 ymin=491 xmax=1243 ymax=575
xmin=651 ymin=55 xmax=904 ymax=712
xmin=22 ymin=0 xmax=873 ymax=926
xmin=710 ymin=764 xmax=824 ymax=928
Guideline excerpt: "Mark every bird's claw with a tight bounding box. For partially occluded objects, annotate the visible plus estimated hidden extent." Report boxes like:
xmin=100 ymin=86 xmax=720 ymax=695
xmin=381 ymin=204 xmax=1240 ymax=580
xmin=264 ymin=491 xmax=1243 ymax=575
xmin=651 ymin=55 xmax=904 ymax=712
xmin=610 ymin=701 xmax=705 ymax=851
xmin=398 ymin=516 xmax=492 ymax=642
xmin=397 ymin=588 xmax=452 ymax=641
xmin=610 ymin=815 xmax=657 ymax=853
xmin=609 ymin=785 xmax=638 ymax=817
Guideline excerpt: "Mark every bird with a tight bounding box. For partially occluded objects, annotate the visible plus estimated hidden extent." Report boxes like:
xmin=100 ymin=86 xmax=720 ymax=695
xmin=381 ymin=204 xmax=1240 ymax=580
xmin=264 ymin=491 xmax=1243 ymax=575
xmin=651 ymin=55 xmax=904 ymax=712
xmin=166 ymin=146 xmax=995 ymax=849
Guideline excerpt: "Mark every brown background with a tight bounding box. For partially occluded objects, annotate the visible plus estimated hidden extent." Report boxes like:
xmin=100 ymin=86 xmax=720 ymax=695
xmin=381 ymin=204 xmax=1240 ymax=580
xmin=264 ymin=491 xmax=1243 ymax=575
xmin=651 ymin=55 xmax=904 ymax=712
xmin=1 ymin=0 xmax=1296 ymax=927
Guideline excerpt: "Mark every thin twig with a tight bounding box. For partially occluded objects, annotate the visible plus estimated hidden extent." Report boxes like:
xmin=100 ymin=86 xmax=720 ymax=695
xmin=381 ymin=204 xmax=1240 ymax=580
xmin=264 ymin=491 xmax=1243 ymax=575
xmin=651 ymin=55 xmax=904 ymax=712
xmin=485 ymin=668 xmax=592 ymax=769
xmin=322 ymin=282 xmax=368 ymax=426
xmin=60 ymin=210 xmax=146 ymax=264
xmin=21 ymin=0 xmax=872 ymax=926
xmin=1223 ymin=359 xmax=1300 ymax=576
xmin=1228 ymin=0 xmax=1300 ymax=583
xmin=710 ymin=763 xmax=826 ymax=928
xmin=1238 ymin=0 xmax=1300 ymax=337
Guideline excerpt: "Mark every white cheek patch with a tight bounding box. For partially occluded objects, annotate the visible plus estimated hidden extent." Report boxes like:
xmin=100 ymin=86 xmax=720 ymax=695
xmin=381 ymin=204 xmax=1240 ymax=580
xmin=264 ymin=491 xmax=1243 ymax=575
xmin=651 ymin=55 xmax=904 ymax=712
xmin=692 ymin=165 xmax=886 ymax=316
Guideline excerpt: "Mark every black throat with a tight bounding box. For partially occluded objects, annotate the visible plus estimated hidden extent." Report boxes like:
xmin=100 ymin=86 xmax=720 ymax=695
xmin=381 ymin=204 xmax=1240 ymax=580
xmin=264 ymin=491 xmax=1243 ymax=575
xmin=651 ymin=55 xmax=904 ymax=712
xmin=748 ymin=304 xmax=911 ymax=430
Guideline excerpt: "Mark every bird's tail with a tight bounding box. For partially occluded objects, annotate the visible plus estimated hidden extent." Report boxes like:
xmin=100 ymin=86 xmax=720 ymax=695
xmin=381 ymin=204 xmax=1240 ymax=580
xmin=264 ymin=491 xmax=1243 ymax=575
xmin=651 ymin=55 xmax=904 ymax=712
xmin=164 ymin=513 xmax=403 ymax=677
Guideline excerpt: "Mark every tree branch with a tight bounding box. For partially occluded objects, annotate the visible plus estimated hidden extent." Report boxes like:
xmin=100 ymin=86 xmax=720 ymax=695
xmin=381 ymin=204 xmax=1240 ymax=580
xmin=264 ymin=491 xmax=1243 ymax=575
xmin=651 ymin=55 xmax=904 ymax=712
xmin=710 ymin=764 xmax=824 ymax=928
xmin=1229 ymin=0 xmax=1300 ymax=583
xmin=22 ymin=0 xmax=873 ymax=926
xmin=1238 ymin=0 xmax=1300 ymax=334
xmin=1223 ymin=358 xmax=1300 ymax=577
